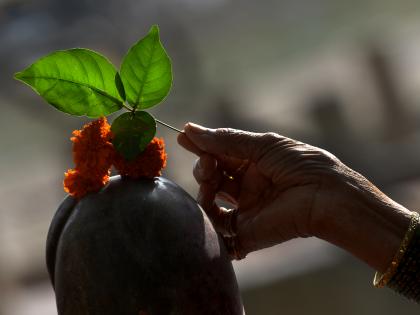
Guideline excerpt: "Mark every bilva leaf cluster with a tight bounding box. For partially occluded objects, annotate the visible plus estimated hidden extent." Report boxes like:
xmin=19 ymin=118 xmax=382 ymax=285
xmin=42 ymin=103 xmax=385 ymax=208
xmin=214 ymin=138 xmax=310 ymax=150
xmin=14 ymin=25 xmax=172 ymax=160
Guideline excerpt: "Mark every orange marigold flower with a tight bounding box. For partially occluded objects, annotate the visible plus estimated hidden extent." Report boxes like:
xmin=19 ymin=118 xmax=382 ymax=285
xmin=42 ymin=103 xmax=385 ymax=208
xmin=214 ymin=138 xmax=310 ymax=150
xmin=71 ymin=117 xmax=114 ymax=176
xmin=63 ymin=117 xmax=113 ymax=199
xmin=113 ymin=137 xmax=167 ymax=179
xmin=63 ymin=169 xmax=110 ymax=199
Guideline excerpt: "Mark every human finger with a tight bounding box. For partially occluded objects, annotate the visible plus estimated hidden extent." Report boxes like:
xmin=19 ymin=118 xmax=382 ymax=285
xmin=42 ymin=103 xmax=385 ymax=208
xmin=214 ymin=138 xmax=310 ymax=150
xmin=183 ymin=123 xmax=283 ymax=162
xmin=192 ymin=157 xmax=241 ymax=205
xmin=193 ymin=154 xmax=219 ymax=184
xmin=197 ymin=182 xmax=238 ymax=237
xmin=177 ymin=131 xmax=203 ymax=156
xmin=233 ymin=184 xmax=317 ymax=259
xmin=217 ymin=156 xmax=249 ymax=177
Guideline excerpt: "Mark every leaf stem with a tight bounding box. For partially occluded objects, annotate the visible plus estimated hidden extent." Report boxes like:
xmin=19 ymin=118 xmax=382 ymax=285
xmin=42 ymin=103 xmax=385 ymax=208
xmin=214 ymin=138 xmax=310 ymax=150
xmin=121 ymin=102 xmax=182 ymax=133
xmin=122 ymin=102 xmax=134 ymax=112
xmin=156 ymin=119 xmax=183 ymax=133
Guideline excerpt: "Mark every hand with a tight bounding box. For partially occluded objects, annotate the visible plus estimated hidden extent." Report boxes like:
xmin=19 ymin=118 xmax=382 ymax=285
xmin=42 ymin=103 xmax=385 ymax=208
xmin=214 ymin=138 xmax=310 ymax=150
xmin=177 ymin=123 xmax=338 ymax=256
xmin=178 ymin=123 xmax=412 ymax=271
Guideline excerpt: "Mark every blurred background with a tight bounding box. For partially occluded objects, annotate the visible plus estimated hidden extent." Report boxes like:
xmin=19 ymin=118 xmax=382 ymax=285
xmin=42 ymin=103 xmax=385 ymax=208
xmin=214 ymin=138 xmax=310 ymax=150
xmin=1 ymin=0 xmax=420 ymax=314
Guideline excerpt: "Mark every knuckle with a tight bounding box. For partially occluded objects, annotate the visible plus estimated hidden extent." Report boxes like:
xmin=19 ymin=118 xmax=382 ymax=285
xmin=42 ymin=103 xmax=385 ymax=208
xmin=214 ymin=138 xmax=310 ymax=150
xmin=215 ymin=127 xmax=236 ymax=137
xmin=317 ymin=148 xmax=340 ymax=164
xmin=262 ymin=131 xmax=280 ymax=141
xmin=261 ymin=132 xmax=282 ymax=145
xmin=215 ymin=127 xmax=258 ymax=156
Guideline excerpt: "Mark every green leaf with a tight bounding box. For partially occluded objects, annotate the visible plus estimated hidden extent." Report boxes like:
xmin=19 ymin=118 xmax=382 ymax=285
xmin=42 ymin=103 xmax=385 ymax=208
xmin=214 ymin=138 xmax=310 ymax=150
xmin=111 ymin=111 xmax=156 ymax=160
xmin=120 ymin=25 xmax=172 ymax=110
xmin=14 ymin=48 xmax=124 ymax=117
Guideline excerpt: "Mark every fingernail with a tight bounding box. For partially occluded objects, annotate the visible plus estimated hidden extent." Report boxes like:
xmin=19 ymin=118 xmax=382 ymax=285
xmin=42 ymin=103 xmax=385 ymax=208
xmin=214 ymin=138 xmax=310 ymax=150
xmin=186 ymin=122 xmax=209 ymax=134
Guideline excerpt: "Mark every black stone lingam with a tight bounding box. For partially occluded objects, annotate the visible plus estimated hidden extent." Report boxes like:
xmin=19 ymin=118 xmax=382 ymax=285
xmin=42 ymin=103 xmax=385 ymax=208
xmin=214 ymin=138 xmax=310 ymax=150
xmin=46 ymin=176 xmax=244 ymax=315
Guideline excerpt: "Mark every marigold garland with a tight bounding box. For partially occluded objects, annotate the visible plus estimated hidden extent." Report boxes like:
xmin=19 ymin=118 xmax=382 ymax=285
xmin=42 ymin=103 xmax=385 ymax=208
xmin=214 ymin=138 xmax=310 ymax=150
xmin=63 ymin=117 xmax=167 ymax=199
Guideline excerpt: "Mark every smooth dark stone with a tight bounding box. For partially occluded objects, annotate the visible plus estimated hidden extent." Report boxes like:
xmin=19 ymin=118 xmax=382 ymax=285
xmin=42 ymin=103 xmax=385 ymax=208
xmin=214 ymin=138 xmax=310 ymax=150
xmin=46 ymin=176 xmax=244 ymax=315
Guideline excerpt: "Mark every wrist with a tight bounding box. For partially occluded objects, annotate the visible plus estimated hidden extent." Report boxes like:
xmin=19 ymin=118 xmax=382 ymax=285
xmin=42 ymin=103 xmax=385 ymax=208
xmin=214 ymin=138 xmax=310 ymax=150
xmin=313 ymin=168 xmax=412 ymax=272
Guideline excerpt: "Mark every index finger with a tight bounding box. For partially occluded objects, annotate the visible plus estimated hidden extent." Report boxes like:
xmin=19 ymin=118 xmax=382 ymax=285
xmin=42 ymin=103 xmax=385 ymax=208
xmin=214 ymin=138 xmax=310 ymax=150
xmin=182 ymin=123 xmax=283 ymax=163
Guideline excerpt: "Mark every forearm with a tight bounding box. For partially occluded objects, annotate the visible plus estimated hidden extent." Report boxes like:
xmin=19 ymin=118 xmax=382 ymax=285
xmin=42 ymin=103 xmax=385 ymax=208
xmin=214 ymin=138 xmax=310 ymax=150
xmin=327 ymin=196 xmax=410 ymax=272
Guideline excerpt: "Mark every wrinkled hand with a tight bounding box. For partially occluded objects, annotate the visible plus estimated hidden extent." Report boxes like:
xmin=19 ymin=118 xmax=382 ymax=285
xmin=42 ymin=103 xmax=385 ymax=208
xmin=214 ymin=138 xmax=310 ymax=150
xmin=178 ymin=123 xmax=412 ymax=273
xmin=177 ymin=123 xmax=350 ymax=259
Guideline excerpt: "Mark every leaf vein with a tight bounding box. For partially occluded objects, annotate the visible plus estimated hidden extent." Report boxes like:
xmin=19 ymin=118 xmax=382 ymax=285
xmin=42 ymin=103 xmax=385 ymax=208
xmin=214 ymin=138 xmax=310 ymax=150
xmin=134 ymin=37 xmax=158 ymax=107
xmin=86 ymin=52 xmax=106 ymax=90
xmin=20 ymin=75 xmax=122 ymax=106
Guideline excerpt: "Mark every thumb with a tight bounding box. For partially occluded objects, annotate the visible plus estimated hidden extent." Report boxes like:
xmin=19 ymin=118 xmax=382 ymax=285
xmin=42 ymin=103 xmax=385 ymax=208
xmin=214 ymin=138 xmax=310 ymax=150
xmin=183 ymin=123 xmax=281 ymax=162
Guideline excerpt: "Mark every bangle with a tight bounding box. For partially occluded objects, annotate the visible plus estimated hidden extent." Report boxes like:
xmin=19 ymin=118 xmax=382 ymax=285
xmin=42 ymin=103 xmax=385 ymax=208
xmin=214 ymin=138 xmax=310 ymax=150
xmin=373 ymin=211 xmax=420 ymax=288
xmin=387 ymin=212 xmax=420 ymax=301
